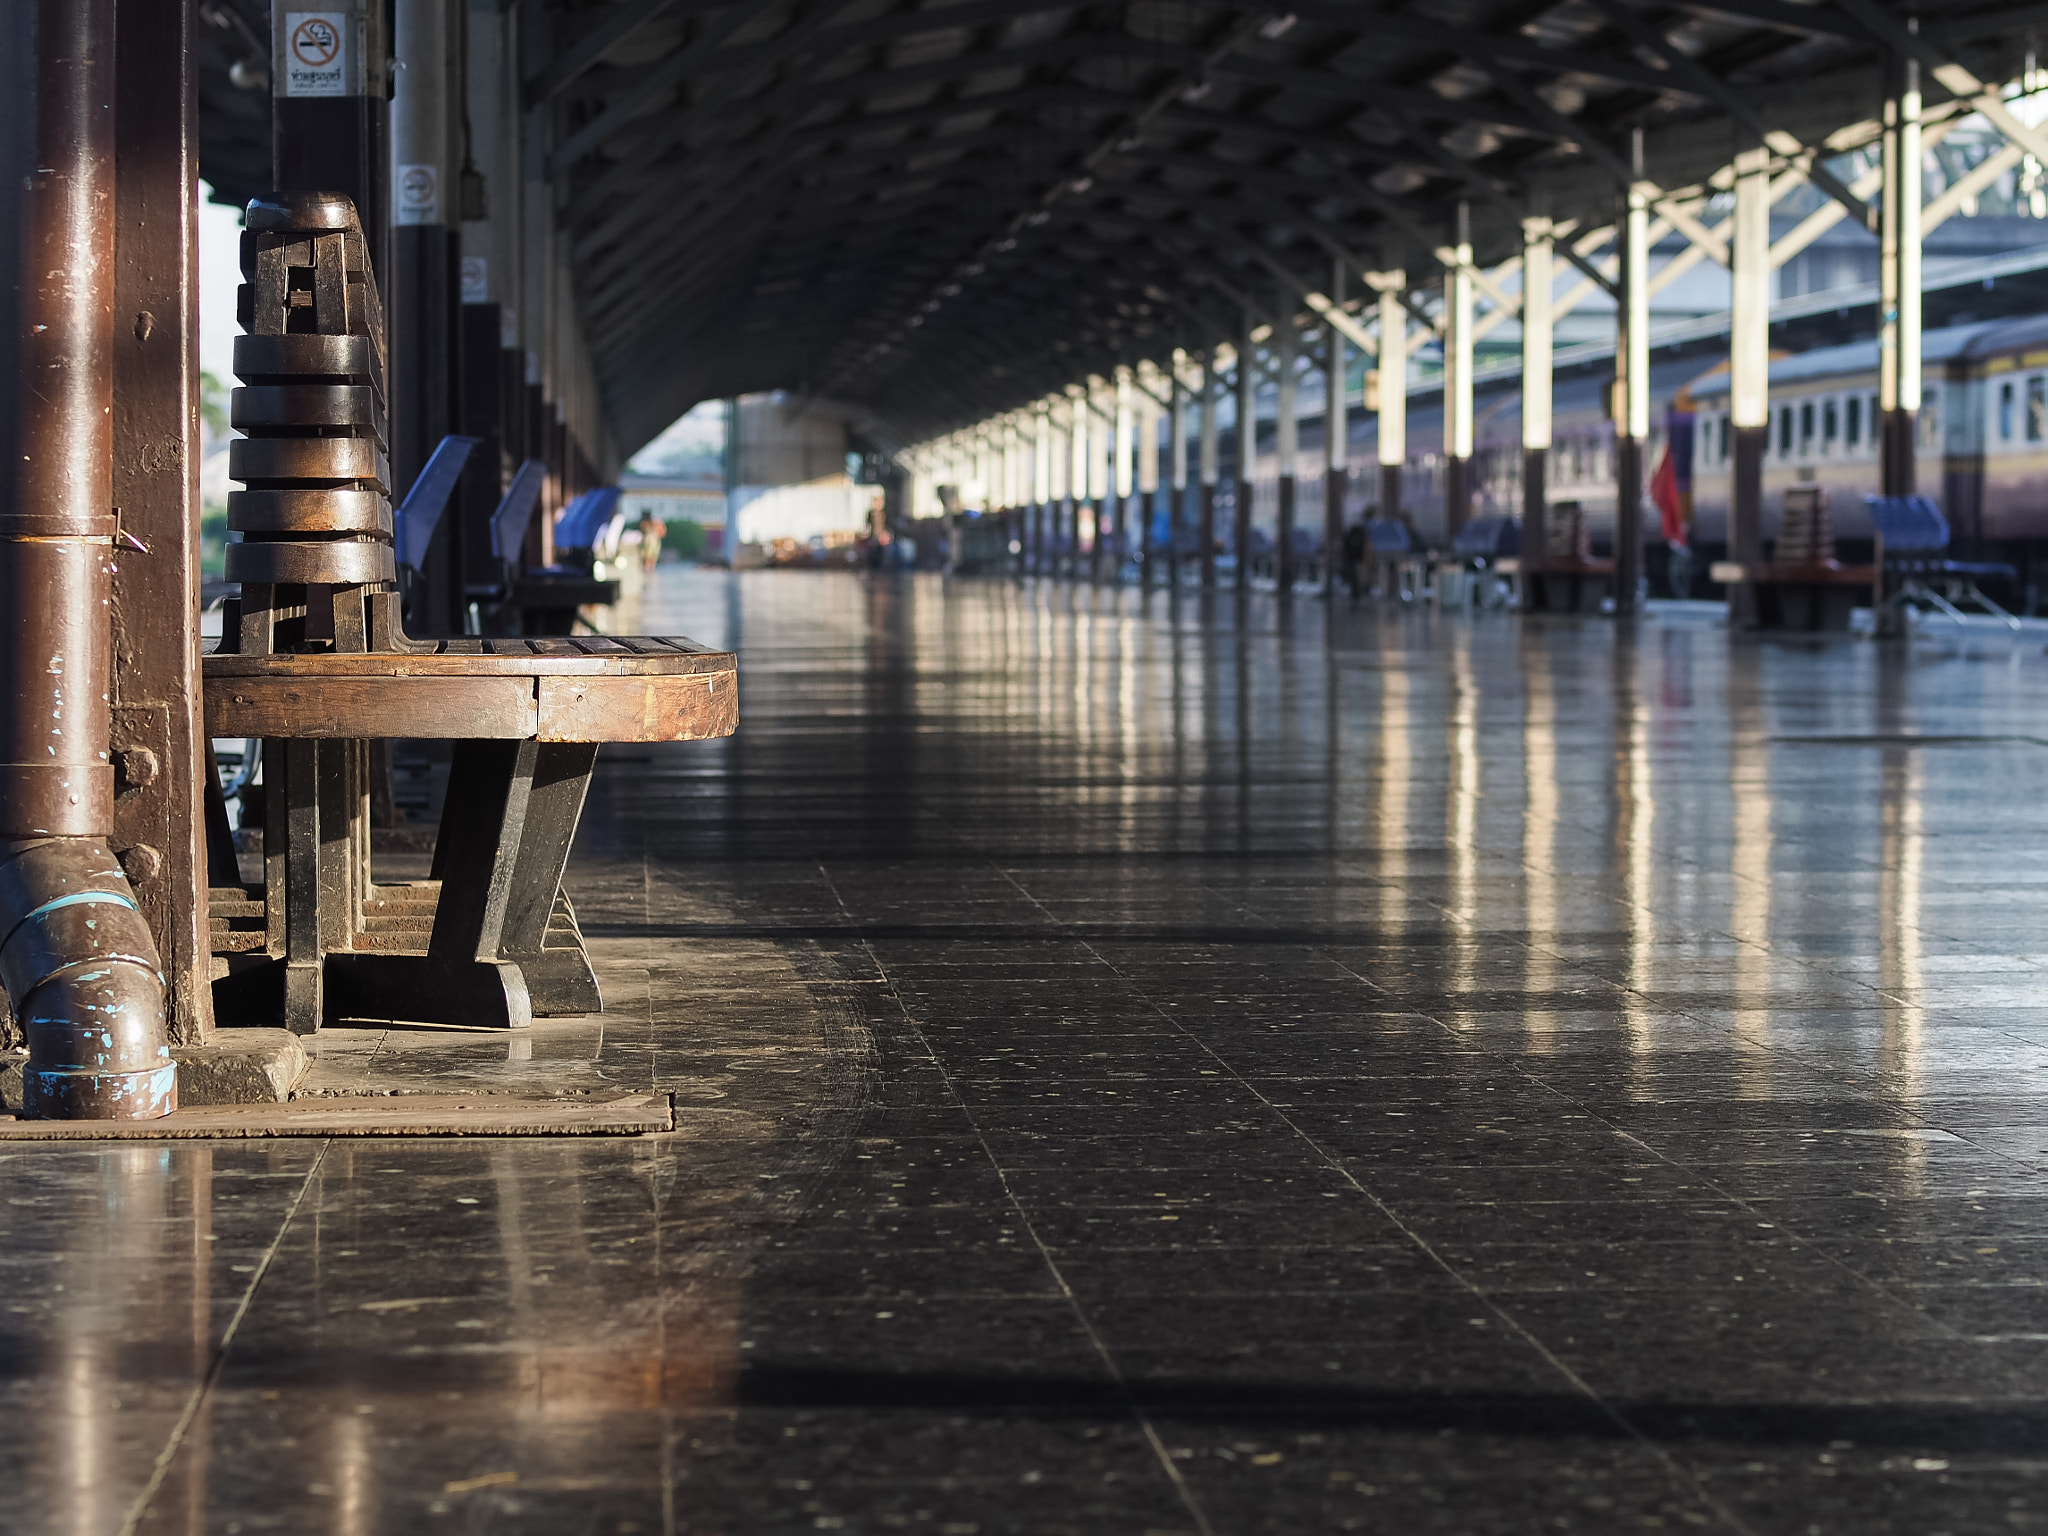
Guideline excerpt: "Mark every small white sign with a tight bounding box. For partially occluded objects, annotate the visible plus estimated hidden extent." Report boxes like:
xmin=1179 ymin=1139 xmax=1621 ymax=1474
xmin=282 ymin=12 xmax=347 ymax=98
xmin=396 ymin=163 xmax=439 ymax=225
xmin=460 ymin=256 xmax=488 ymax=304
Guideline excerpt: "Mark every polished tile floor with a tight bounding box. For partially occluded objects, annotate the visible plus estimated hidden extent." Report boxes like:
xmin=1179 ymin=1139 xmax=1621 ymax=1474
xmin=23 ymin=568 xmax=2048 ymax=1534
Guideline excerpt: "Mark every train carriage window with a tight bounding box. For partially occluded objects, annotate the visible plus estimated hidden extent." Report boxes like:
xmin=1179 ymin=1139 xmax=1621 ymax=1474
xmin=2029 ymin=376 xmax=2045 ymax=442
xmin=1919 ymin=394 xmax=1941 ymax=451
xmin=1822 ymin=397 xmax=1838 ymax=451
xmin=1799 ymin=400 xmax=1815 ymax=456
xmin=1777 ymin=405 xmax=1793 ymax=458
xmin=1846 ymin=394 xmax=1862 ymax=448
xmin=2001 ymin=379 xmax=2016 ymax=441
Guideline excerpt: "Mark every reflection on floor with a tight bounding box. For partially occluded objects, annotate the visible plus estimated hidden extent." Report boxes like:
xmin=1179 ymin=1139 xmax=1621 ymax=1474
xmin=18 ymin=566 xmax=2048 ymax=1533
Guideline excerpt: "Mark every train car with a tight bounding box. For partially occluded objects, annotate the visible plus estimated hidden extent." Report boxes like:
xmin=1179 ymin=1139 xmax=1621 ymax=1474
xmin=1342 ymin=352 xmax=1713 ymax=551
xmin=1232 ymin=312 xmax=2048 ymax=607
xmin=1683 ymin=320 xmax=1998 ymax=554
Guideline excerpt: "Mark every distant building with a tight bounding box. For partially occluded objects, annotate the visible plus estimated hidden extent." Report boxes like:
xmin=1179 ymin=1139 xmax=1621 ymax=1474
xmin=617 ymin=475 xmax=727 ymax=557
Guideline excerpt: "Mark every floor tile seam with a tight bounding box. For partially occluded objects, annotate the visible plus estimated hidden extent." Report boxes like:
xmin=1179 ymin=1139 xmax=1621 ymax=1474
xmin=852 ymin=941 xmax=1221 ymax=1536
xmin=1342 ymin=838 xmax=1927 ymax=1007
xmin=794 ymin=829 xmax=1216 ymax=1536
xmin=1420 ymin=1061 xmax=2014 ymax=1350
xmin=1315 ymin=886 xmax=2002 ymax=1167
xmin=1036 ymin=924 xmax=1758 ymax=1534
xmin=117 ymin=1138 xmax=334 ymax=1536
xmin=1321 ymin=917 xmax=2032 ymax=1318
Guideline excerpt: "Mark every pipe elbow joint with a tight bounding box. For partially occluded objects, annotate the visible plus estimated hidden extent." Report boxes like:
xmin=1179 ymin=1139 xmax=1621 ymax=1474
xmin=0 ymin=840 xmax=175 ymax=1120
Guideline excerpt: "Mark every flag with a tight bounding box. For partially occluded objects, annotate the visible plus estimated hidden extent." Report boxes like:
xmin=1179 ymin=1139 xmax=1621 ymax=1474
xmin=1651 ymin=445 xmax=1683 ymax=543
xmin=1653 ymin=404 xmax=1696 ymax=546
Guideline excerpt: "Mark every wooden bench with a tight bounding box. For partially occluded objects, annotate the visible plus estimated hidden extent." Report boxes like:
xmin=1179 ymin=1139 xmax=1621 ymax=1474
xmin=1518 ymin=503 xmax=1614 ymax=614
xmin=205 ymin=191 xmax=736 ymax=1034
xmin=1712 ymin=487 xmax=1875 ymax=631
xmin=1708 ymin=560 xmax=1875 ymax=630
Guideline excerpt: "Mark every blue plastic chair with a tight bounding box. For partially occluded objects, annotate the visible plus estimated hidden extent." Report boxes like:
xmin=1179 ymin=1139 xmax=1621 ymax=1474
xmin=1865 ymin=494 xmax=2018 ymax=629
xmin=1451 ymin=515 xmax=1520 ymax=560
xmin=1366 ymin=518 xmax=1412 ymax=555
xmin=554 ymin=487 xmax=625 ymax=564
xmin=1364 ymin=518 xmax=1426 ymax=601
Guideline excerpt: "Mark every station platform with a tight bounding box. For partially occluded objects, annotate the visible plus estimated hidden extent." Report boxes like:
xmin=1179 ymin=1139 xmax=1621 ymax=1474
xmin=17 ymin=566 xmax=2048 ymax=1533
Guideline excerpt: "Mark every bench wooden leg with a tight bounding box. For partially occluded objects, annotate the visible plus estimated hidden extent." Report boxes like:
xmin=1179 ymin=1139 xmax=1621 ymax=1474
xmin=497 ymin=742 xmax=601 ymax=1014
xmin=276 ymin=738 xmax=324 ymax=1035
xmin=423 ymin=738 xmax=601 ymax=1019
xmin=223 ymin=737 xmax=602 ymax=1032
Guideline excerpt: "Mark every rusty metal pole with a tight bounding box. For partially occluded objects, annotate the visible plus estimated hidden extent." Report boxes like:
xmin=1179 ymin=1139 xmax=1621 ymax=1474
xmin=0 ymin=0 xmax=177 ymax=1118
xmin=111 ymin=0 xmax=214 ymax=1044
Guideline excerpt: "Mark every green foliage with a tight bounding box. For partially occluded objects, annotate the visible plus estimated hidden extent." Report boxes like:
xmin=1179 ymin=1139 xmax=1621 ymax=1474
xmin=663 ymin=518 xmax=707 ymax=561
xmin=200 ymin=510 xmax=228 ymax=580
xmin=200 ymin=370 xmax=230 ymax=437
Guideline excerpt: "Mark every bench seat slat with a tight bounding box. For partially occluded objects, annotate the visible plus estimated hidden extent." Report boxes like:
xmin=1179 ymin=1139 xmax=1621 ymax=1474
xmin=203 ymin=641 xmax=736 ymax=742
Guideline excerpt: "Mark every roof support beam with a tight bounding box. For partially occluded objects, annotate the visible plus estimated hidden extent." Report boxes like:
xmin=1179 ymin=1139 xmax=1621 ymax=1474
xmin=525 ymin=0 xmax=682 ymax=110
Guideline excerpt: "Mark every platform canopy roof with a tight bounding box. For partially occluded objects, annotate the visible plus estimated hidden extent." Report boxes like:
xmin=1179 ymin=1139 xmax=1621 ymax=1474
xmin=198 ymin=0 xmax=2047 ymax=452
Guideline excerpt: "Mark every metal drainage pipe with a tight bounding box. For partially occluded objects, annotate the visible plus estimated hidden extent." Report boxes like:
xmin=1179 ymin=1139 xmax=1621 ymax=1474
xmin=0 ymin=0 xmax=175 ymax=1119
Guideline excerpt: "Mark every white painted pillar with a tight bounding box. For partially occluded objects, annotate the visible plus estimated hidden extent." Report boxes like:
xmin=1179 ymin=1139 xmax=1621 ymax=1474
xmin=1375 ymin=271 xmax=1407 ymax=519
xmin=1236 ymin=322 xmax=1258 ymax=590
xmin=1276 ymin=314 xmax=1299 ymax=589
xmin=1200 ymin=350 xmax=1221 ymax=585
xmin=1444 ymin=203 xmax=1474 ymax=539
xmin=1614 ymin=135 xmax=1651 ymax=613
xmin=1521 ymin=212 xmax=1554 ymax=569
xmin=1881 ymin=29 xmax=1923 ymax=494
xmin=1169 ymin=354 xmax=1189 ymax=576
xmin=1730 ymin=142 xmax=1772 ymax=582
xmin=1324 ymin=263 xmax=1348 ymax=595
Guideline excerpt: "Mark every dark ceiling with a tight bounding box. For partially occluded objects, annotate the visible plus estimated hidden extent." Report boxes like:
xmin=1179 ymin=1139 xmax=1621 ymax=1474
xmin=198 ymin=0 xmax=2046 ymax=455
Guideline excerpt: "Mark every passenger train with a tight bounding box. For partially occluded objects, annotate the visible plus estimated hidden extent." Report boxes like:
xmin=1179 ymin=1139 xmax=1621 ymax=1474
xmin=1319 ymin=314 xmax=2048 ymax=602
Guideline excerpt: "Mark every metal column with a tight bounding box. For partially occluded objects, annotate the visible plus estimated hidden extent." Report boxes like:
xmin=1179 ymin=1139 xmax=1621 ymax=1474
xmin=1033 ymin=405 xmax=1051 ymax=574
xmin=271 ymin=1 xmax=388 ymax=252
xmin=1 ymin=0 xmax=175 ymax=1117
xmin=1375 ymin=270 xmax=1407 ymax=522
xmin=111 ymin=0 xmax=212 ymax=1042
xmin=1614 ymin=135 xmax=1650 ymax=615
xmin=1324 ymin=262 xmax=1348 ymax=599
xmin=1275 ymin=307 xmax=1299 ymax=593
xmin=1112 ymin=370 xmax=1134 ymax=576
xmin=1235 ymin=320 xmax=1258 ymax=592
xmin=392 ymin=0 xmax=455 ymax=630
xmin=1729 ymin=139 xmax=1773 ymax=623
xmin=1880 ymin=32 xmax=1923 ymax=496
xmin=1199 ymin=351 xmax=1220 ymax=587
xmin=1169 ymin=356 xmax=1189 ymax=584
xmin=1521 ymin=211 xmax=1554 ymax=580
xmin=1070 ymin=392 xmax=1090 ymax=580
xmin=1136 ymin=379 xmax=1159 ymax=582
xmin=1443 ymin=204 xmax=1475 ymax=541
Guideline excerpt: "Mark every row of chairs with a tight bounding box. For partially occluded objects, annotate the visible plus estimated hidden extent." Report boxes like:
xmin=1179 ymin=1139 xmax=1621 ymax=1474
xmin=1863 ymin=494 xmax=2021 ymax=631
xmin=1363 ymin=516 xmax=1521 ymax=605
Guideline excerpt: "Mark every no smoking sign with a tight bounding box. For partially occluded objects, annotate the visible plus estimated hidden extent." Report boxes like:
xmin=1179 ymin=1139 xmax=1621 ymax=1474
xmin=283 ymin=12 xmax=349 ymax=97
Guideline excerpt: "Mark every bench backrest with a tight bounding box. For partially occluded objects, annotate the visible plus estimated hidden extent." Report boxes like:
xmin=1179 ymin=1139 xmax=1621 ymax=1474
xmin=490 ymin=460 xmax=548 ymax=567
xmin=1366 ymin=518 xmax=1412 ymax=554
xmin=395 ymin=435 xmax=478 ymax=571
xmin=1452 ymin=515 xmax=1519 ymax=557
xmin=555 ymin=487 xmax=625 ymax=558
xmin=225 ymin=191 xmax=401 ymax=653
xmin=1864 ymin=494 xmax=1950 ymax=552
